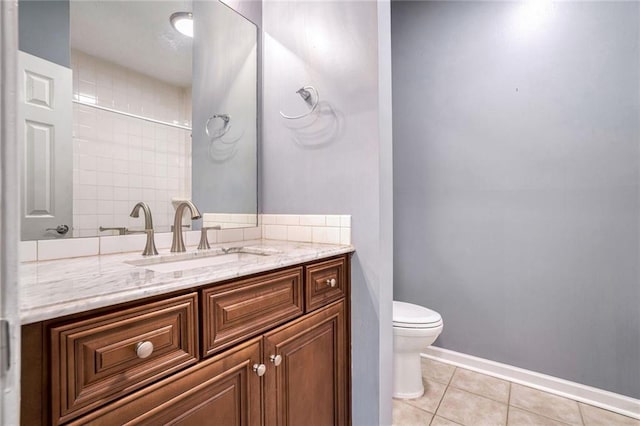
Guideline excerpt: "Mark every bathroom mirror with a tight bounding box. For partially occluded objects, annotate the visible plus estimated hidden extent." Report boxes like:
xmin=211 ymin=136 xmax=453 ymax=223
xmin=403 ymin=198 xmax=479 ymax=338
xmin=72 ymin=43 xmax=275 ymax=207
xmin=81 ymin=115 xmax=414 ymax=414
xmin=18 ymin=0 xmax=258 ymax=241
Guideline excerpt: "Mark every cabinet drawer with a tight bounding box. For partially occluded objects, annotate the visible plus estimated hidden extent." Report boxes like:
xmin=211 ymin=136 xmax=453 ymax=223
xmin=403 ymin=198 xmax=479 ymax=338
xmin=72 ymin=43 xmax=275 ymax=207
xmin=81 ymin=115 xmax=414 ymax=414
xmin=305 ymin=256 xmax=346 ymax=312
xmin=51 ymin=293 xmax=198 ymax=425
xmin=69 ymin=338 xmax=262 ymax=426
xmin=202 ymin=267 xmax=303 ymax=357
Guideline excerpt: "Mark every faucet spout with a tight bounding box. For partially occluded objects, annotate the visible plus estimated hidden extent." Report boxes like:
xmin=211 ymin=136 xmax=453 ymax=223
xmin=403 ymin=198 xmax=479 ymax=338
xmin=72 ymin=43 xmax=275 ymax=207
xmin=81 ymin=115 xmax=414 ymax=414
xmin=171 ymin=201 xmax=202 ymax=253
xmin=129 ymin=202 xmax=158 ymax=256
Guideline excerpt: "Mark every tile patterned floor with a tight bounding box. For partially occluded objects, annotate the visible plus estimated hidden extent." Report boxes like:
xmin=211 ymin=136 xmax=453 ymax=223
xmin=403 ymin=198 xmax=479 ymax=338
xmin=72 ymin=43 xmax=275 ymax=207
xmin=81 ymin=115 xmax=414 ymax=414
xmin=393 ymin=358 xmax=640 ymax=426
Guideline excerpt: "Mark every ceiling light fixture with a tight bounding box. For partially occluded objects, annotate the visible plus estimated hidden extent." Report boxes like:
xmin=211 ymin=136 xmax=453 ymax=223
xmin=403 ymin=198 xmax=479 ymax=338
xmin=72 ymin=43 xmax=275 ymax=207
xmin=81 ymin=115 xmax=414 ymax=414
xmin=170 ymin=12 xmax=193 ymax=38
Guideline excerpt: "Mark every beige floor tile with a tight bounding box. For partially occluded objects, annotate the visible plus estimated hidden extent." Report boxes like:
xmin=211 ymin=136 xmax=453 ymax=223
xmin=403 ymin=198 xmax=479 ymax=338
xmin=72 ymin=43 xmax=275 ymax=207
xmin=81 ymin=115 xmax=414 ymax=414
xmin=449 ymin=368 xmax=511 ymax=403
xmin=403 ymin=379 xmax=447 ymax=414
xmin=509 ymin=384 xmax=581 ymax=425
xmin=507 ymin=406 xmax=572 ymax=426
xmin=579 ymin=403 xmax=640 ymax=426
xmin=436 ymin=387 xmax=508 ymax=426
xmin=421 ymin=358 xmax=456 ymax=385
xmin=393 ymin=400 xmax=433 ymax=426
xmin=431 ymin=416 xmax=464 ymax=426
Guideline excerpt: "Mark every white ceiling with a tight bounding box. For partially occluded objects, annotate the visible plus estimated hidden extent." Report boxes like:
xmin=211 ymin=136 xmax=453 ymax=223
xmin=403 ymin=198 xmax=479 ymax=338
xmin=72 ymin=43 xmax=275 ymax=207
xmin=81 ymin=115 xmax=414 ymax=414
xmin=70 ymin=0 xmax=193 ymax=88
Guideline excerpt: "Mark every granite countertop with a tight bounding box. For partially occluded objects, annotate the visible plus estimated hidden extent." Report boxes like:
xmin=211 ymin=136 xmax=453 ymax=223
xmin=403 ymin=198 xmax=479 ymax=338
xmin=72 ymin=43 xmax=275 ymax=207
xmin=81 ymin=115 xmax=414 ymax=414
xmin=20 ymin=239 xmax=354 ymax=325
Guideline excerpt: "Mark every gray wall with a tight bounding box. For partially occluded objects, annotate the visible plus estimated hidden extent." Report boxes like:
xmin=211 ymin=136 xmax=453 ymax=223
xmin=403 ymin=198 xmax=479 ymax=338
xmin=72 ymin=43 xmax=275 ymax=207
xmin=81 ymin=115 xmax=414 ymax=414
xmin=261 ymin=1 xmax=393 ymax=424
xmin=18 ymin=0 xmax=69 ymax=67
xmin=392 ymin=1 xmax=640 ymax=398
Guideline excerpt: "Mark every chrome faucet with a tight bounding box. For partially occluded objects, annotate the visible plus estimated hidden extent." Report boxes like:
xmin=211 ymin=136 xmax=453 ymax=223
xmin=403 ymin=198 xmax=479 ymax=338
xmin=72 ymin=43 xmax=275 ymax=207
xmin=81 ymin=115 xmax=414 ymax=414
xmin=171 ymin=201 xmax=202 ymax=252
xmin=129 ymin=202 xmax=158 ymax=256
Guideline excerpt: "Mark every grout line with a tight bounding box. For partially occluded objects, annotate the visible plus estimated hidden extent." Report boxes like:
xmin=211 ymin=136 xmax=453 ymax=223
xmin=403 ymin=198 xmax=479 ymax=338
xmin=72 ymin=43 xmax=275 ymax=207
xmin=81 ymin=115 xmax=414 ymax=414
xmin=506 ymin=382 xmax=512 ymax=426
xmin=510 ymin=405 xmax=575 ymax=426
xmin=577 ymin=401 xmax=586 ymax=425
xmin=432 ymin=367 xmax=457 ymax=420
xmin=446 ymin=369 xmax=512 ymax=405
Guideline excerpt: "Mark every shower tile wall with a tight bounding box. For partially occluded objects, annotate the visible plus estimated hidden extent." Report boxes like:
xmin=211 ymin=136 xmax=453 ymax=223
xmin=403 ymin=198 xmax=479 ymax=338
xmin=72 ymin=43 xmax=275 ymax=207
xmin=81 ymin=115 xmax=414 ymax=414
xmin=71 ymin=50 xmax=192 ymax=237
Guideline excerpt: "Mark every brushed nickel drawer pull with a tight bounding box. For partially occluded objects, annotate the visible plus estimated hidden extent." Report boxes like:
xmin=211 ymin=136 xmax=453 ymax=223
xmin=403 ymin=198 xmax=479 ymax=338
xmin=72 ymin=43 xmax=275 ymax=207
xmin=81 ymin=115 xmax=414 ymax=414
xmin=270 ymin=354 xmax=282 ymax=366
xmin=135 ymin=341 xmax=154 ymax=359
xmin=253 ymin=363 xmax=267 ymax=376
xmin=326 ymin=278 xmax=337 ymax=288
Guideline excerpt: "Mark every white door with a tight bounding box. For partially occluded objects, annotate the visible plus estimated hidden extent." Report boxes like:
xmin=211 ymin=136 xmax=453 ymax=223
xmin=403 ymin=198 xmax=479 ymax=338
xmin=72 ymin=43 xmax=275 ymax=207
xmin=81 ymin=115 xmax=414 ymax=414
xmin=17 ymin=51 xmax=73 ymax=240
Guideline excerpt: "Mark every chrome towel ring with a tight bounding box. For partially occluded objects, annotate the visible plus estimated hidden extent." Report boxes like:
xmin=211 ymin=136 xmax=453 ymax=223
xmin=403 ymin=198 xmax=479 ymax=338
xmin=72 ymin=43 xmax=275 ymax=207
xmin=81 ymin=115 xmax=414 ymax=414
xmin=279 ymin=86 xmax=319 ymax=120
xmin=205 ymin=113 xmax=231 ymax=138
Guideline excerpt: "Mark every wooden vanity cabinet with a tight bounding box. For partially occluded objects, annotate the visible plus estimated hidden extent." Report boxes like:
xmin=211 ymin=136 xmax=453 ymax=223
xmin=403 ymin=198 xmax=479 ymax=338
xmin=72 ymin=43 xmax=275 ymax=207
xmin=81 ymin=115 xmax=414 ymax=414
xmin=68 ymin=337 xmax=263 ymax=426
xmin=21 ymin=254 xmax=351 ymax=426
xmin=264 ymin=299 xmax=347 ymax=426
xmin=201 ymin=267 xmax=304 ymax=357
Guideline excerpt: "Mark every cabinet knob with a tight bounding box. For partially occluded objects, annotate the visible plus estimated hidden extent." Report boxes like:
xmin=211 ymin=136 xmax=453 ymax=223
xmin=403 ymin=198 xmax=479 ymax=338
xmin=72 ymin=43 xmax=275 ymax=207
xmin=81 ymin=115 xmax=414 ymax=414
xmin=253 ymin=363 xmax=267 ymax=376
xmin=326 ymin=278 xmax=337 ymax=288
xmin=135 ymin=341 xmax=154 ymax=359
xmin=269 ymin=354 xmax=282 ymax=366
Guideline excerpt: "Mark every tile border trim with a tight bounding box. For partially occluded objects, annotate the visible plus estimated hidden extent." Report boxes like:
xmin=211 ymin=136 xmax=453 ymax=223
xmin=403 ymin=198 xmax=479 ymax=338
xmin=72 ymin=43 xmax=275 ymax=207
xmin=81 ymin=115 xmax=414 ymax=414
xmin=422 ymin=346 xmax=640 ymax=420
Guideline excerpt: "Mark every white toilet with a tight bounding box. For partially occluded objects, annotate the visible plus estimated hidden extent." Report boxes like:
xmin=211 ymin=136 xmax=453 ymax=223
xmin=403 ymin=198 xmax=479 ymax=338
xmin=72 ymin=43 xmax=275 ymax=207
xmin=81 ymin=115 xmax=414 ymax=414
xmin=393 ymin=301 xmax=443 ymax=399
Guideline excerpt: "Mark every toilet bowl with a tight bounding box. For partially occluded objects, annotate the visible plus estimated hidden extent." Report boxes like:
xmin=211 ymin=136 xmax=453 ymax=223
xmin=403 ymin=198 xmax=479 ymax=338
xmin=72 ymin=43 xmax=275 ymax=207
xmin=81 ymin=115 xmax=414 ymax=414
xmin=393 ymin=301 xmax=443 ymax=399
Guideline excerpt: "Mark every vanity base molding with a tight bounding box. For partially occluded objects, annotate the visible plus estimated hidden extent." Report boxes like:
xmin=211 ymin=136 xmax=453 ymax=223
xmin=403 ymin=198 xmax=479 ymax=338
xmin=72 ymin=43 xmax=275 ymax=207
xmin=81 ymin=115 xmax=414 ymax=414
xmin=21 ymin=254 xmax=352 ymax=426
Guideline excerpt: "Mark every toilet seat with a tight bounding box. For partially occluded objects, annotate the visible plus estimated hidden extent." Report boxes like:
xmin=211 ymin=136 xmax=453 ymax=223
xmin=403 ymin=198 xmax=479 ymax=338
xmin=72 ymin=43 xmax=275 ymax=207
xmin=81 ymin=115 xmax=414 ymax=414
xmin=393 ymin=301 xmax=442 ymax=329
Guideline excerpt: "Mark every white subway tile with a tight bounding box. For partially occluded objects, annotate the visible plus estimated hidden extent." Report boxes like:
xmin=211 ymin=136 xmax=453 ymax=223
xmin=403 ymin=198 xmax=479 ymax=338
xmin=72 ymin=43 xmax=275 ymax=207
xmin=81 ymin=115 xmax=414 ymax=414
xmin=184 ymin=230 xmax=201 ymax=247
xmin=155 ymin=232 xmax=173 ymax=249
xmin=77 ymin=214 xmax=98 ymax=230
xmin=300 ymin=215 xmax=326 ymax=226
xmin=243 ymin=226 xmax=261 ymax=241
xmin=326 ymin=215 xmax=341 ymax=227
xmin=276 ymin=215 xmax=300 ymax=226
xmin=261 ymin=214 xmax=277 ymax=225
xmin=100 ymin=234 xmax=146 ymax=254
xmin=218 ymin=229 xmax=244 ymax=244
xmin=264 ymin=225 xmax=287 ymax=240
xmin=206 ymin=228 xmax=219 ymax=244
xmin=20 ymin=241 xmax=37 ymax=262
xmin=287 ymin=226 xmax=312 ymax=242
xmin=76 ymin=184 xmax=98 ymax=200
xmin=340 ymin=215 xmax=351 ymax=227
xmin=38 ymin=237 xmax=99 ymax=260
xmin=340 ymin=228 xmax=352 ymax=245
xmin=75 ymin=200 xmax=97 ymax=215
xmin=312 ymin=227 xmax=340 ymax=244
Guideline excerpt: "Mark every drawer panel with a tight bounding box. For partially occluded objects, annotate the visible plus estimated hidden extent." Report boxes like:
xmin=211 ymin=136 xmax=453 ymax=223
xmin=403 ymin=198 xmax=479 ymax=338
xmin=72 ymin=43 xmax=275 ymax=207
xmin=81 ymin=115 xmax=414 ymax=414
xmin=202 ymin=267 xmax=303 ymax=357
xmin=51 ymin=293 xmax=198 ymax=425
xmin=68 ymin=338 xmax=262 ymax=426
xmin=305 ymin=256 xmax=346 ymax=312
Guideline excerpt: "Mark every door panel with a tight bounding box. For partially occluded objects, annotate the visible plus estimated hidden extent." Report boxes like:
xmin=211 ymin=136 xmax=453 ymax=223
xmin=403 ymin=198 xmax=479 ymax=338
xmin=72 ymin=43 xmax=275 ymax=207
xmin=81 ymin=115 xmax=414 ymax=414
xmin=18 ymin=51 xmax=72 ymax=240
xmin=264 ymin=300 xmax=346 ymax=426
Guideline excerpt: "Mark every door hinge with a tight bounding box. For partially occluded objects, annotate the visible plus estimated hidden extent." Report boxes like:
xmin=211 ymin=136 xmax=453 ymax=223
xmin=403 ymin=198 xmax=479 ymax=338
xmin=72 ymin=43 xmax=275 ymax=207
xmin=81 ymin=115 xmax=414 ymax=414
xmin=0 ymin=319 xmax=10 ymax=376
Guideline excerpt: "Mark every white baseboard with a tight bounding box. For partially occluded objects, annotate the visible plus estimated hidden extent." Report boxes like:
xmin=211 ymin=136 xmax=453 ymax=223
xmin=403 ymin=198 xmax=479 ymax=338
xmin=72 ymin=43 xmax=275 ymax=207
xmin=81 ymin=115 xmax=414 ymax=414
xmin=422 ymin=346 xmax=640 ymax=420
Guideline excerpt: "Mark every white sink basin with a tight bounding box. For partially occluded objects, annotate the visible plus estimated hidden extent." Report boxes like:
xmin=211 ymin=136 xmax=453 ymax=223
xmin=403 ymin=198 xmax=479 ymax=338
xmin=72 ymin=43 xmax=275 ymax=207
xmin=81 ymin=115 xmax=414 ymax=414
xmin=126 ymin=247 xmax=277 ymax=273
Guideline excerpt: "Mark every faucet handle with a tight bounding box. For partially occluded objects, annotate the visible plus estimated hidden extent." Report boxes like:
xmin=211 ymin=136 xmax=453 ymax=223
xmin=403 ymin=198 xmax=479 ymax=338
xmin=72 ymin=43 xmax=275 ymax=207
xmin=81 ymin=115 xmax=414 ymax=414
xmin=198 ymin=226 xmax=221 ymax=250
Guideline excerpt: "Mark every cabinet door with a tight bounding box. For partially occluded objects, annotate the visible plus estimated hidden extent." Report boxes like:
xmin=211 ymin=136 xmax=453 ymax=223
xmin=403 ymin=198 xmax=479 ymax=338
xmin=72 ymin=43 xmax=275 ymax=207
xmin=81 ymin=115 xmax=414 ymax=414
xmin=71 ymin=338 xmax=262 ymax=426
xmin=264 ymin=300 xmax=347 ymax=426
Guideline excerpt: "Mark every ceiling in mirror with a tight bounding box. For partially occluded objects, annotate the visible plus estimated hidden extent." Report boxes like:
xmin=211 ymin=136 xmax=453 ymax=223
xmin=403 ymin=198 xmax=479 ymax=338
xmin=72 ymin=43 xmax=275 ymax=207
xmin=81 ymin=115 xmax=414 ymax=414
xmin=70 ymin=1 xmax=192 ymax=88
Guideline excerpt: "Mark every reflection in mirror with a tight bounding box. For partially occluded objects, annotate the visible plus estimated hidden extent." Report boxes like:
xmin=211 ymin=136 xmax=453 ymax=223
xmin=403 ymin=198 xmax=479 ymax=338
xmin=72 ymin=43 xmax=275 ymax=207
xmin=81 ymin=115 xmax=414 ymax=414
xmin=193 ymin=1 xmax=257 ymax=231
xmin=17 ymin=0 xmax=258 ymax=241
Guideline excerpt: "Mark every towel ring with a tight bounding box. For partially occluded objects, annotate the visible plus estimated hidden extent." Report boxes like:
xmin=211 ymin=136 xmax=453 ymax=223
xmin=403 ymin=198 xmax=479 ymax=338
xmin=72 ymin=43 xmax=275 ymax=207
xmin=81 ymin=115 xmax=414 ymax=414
xmin=205 ymin=114 xmax=231 ymax=138
xmin=280 ymin=86 xmax=319 ymax=120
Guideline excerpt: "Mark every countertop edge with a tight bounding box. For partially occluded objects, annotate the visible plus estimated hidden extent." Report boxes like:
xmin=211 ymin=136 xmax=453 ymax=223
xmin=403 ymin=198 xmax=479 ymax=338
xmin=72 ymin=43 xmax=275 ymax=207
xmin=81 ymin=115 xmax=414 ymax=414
xmin=20 ymin=242 xmax=354 ymax=325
